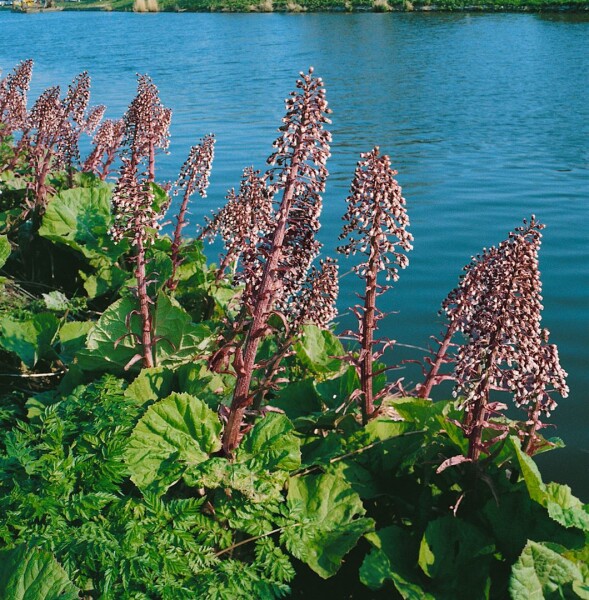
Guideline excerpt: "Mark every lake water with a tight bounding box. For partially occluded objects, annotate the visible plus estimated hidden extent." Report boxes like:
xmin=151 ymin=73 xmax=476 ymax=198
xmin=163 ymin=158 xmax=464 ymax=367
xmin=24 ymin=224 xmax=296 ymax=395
xmin=1 ymin=11 xmax=588 ymax=498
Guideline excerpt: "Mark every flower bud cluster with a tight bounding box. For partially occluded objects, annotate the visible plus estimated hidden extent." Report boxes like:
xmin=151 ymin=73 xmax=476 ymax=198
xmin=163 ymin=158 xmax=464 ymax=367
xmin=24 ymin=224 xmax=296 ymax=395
xmin=122 ymin=74 xmax=171 ymax=164
xmin=0 ymin=59 xmax=33 ymax=138
xmin=27 ymin=72 xmax=102 ymax=175
xmin=83 ymin=118 xmax=125 ymax=177
xmin=261 ymin=69 xmax=332 ymax=309
xmin=338 ymin=147 xmax=413 ymax=284
xmin=292 ymin=257 xmax=339 ymax=329
xmin=109 ymin=159 xmax=159 ymax=246
xmin=110 ymin=76 xmax=172 ymax=247
xmin=175 ymin=134 xmax=215 ymax=199
xmin=449 ymin=217 xmax=568 ymax=417
xmin=204 ymin=167 xmax=273 ymax=287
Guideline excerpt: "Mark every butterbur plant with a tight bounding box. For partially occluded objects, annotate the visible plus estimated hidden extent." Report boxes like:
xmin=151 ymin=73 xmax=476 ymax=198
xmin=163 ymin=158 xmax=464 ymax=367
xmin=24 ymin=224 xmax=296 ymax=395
xmin=338 ymin=147 xmax=413 ymax=423
xmin=1 ymin=60 xmax=588 ymax=599
xmin=109 ymin=75 xmax=172 ymax=369
xmin=221 ymin=68 xmax=332 ymax=455
xmin=122 ymin=74 xmax=171 ymax=182
xmin=422 ymin=217 xmax=569 ymax=461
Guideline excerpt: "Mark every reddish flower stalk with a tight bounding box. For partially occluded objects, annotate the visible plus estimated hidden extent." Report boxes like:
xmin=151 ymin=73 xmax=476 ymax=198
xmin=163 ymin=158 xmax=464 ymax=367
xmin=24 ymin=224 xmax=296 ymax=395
xmin=338 ymin=148 xmax=413 ymax=424
xmin=221 ymin=68 xmax=331 ymax=455
xmin=166 ymin=134 xmax=215 ymax=291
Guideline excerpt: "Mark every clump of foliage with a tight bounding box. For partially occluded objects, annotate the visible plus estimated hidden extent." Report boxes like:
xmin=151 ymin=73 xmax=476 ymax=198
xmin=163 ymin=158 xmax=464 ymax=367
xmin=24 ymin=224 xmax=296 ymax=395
xmin=0 ymin=59 xmax=587 ymax=599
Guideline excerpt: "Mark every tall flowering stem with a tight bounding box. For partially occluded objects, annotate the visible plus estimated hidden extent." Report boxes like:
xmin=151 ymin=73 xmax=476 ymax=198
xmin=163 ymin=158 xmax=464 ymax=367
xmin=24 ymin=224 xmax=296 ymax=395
xmin=109 ymin=76 xmax=171 ymax=370
xmin=221 ymin=68 xmax=332 ymax=455
xmin=167 ymin=134 xmax=215 ymax=290
xmin=338 ymin=148 xmax=413 ymax=424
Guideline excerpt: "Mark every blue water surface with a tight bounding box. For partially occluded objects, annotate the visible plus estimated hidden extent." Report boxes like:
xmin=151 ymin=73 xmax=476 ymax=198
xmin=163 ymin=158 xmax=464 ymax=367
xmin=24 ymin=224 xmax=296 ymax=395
xmin=1 ymin=11 xmax=588 ymax=497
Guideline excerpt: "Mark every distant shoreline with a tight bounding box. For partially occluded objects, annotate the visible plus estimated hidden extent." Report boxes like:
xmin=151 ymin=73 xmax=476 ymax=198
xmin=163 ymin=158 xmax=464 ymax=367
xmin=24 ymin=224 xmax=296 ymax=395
xmin=3 ymin=1 xmax=588 ymax=13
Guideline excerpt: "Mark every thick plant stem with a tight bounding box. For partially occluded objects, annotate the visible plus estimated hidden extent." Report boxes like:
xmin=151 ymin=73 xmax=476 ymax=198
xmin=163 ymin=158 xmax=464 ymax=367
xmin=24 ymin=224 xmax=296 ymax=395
xmin=360 ymin=247 xmax=378 ymax=424
xmin=167 ymin=187 xmax=190 ymax=291
xmin=148 ymin=142 xmax=155 ymax=183
xmin=221 ymin=153 xmax=301 ymax=456
xmin=465 ymin=380 xmax=490 ymax=461
xmin=419 ymin=326 xmax=455 ymax=399
xmin=135 ymin=234 xmax=155 ymax=369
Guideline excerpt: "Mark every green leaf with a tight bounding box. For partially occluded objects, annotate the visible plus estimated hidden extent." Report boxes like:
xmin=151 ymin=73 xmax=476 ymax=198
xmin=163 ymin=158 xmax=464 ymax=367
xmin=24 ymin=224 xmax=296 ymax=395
xmin=544 ymin=483 xmax=589 ymax=532
xmin=282 ymin=473 xmax=374 ymax=578
xmin=294 ymin=325 xmax=344 ymax=375
xmin=125 ymin=392 xmax=222 ymax=493
xmin=418 ymin=515 xmax=494 ymax=598
xmin=124 ymin=367 xmax=175 ymax=404
xmin=481 ymin=490 xmax=585 ymax=564
xmin=0 ymin=313 xmax=60 ymax=368
xmin=510 ymin=541 xmax=585 ymax=599
xmin=236 ymin=413 xmax=301 ymax=472
xmin=42 ymin=290 xmax=70 ymax=311
xmin=81 ymin=260 xmax=128 ymax=299
xmin=273 ymin=379 xmax=323 ymax=420
xmin=153 ymin=294 xmax=214 ymax=367
xmin=0 ymin=544 xmax=79 ymax=600
xmin=326 ymin=459 xmax=381 ymax=499
xmin=79 ymin=293 xmax=214 ymax=373
xmin=393 ymin=397 xmax=451 ymax=428
xmin=58 ymin=320 xmax=93 ymax=364
xmin=184 ymin=415 xmax=300 ymax=502
xmin=512 ymin=438 xmax=589 ymax=532
xmin=0 ymin=235 xmax=10 ymax=268
xmin=38 ymin=184 xmax=125 ymax=261
xmin=314 ymin=366 xmax=359 ymax=409
xmin=361 ymin=526 xmax=434 ymax=598
xmin=177 ymin=361 xmax=232 ymax=402
xmin=172 ymin=239 xmax=208 ymax=283
xmin=77 ymin=296 xmax=139 ymax=372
